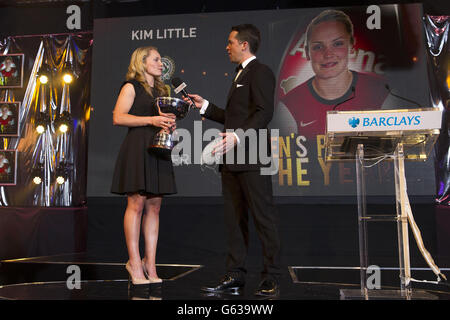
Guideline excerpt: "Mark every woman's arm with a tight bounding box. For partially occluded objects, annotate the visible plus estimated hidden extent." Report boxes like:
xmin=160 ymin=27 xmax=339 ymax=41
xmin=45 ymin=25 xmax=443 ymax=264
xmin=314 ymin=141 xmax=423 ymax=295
xmin=112 ymin=83 xmax=175 ymax=130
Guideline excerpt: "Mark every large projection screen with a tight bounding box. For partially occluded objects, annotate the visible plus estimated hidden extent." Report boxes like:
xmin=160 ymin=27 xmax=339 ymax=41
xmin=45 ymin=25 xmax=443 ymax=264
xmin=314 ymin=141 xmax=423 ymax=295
xmin=89 ymin=4 xmax=434 ymax=198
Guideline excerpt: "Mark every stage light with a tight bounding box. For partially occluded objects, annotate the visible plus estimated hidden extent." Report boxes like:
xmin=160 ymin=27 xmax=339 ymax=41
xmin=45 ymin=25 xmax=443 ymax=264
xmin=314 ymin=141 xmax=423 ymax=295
xmin=56 ymin=175 xmax=65 ymax=185
xmin=62 ymin=62 xmax=76 ymax=84
xmin=36 ymin=124 xmax=45 ymax=134
xmin=62 ymin=73 xmax=73 ymax=84
xmin=33 ymin=176 xmax=42 ymax=185
xmin=59 ymin=123 xmax=69 ymax=133
xmin=55 ymin=164 xmax=66 ymax=184
xmin=35 ymin=112 xmax=48 ymax=134
xmin=55 ymin=162 xmax=71 ymax=185
xmin=38 ymin=63 xmax=51 ymax=85
xmin=31 ymin=165 xmax=43 ymax=185
xmin=39 ymin=74 xmax=49 ymax=84
xmin=55 ymin=111 xmax=72 ymax=134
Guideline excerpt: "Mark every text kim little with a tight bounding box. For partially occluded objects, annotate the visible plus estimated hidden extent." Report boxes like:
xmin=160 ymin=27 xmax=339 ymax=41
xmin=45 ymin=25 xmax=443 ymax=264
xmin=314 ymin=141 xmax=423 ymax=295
xmin=132 ymin=27 xmax=197 ymax=40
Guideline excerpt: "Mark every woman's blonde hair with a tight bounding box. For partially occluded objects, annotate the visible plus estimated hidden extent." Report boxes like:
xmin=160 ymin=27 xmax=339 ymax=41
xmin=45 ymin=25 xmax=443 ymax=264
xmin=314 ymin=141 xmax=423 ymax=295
xmin=126 ymin=46 xmax=168 ymax=97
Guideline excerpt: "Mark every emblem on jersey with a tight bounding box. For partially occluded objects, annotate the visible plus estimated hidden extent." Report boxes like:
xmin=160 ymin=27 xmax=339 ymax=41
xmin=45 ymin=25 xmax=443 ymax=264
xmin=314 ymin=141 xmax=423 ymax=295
xmin=161 ymin=56 xmax=175 ymax=81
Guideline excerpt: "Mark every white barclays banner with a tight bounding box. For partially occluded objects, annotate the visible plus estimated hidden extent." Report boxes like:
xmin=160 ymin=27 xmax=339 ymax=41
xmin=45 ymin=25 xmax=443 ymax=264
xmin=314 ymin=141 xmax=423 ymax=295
xmin=326 ymin=108 xmax=443 ymax=133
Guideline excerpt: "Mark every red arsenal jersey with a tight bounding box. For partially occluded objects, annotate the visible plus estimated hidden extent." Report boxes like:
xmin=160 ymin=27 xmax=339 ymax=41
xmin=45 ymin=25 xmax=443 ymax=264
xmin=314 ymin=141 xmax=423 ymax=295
xmin=280 ymin=71 xmax=388 ymax=137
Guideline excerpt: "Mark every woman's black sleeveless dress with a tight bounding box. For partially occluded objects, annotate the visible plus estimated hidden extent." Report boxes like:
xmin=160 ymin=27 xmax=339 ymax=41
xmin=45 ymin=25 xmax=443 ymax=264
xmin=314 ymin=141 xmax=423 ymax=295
xmin=110 ymin=79 xmax=177 ymax=196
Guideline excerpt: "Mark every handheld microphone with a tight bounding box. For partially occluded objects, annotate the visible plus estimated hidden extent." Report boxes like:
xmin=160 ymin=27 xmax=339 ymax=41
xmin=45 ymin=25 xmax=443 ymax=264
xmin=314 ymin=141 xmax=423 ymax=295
xmin=333 ymin=86 xmax=355 ymax=110
xmin=171 ymin=77 xmax=196 ymax=107
xmin=384 ymin=84 xmax=423 ymax=108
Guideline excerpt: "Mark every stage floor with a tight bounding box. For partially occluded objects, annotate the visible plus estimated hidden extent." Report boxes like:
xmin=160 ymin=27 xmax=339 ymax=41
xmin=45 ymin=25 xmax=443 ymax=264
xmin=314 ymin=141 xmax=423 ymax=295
xmin=1 ymin=253 xmax=449 ymax=300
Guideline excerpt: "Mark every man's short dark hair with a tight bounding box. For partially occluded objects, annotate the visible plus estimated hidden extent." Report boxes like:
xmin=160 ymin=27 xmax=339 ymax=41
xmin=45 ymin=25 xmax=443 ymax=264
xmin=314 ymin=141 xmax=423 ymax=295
xmin=231 ymin=24 xmax=261 ymax=54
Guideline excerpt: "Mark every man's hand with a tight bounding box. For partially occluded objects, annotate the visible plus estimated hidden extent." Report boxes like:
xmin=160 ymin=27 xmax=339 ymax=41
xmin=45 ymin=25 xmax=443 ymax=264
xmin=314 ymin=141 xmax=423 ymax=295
xmin=183 ymin=94 xmax=204 ymax=109
xmin=212 ymin=132 xmax=237 ymax=156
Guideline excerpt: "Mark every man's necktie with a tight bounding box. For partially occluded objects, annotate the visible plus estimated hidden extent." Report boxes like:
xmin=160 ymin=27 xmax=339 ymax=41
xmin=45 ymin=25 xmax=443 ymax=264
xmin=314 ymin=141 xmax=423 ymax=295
xmin=234 ymin=64 xmax=243 ymax=82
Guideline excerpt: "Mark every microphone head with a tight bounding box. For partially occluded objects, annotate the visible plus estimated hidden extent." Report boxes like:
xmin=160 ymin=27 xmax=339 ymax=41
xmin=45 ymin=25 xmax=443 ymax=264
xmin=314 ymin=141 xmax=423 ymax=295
xmin=171 ymin=77 xmax=187 ymax=95
xmin=171 ymin=77 xmax=183 ymax=88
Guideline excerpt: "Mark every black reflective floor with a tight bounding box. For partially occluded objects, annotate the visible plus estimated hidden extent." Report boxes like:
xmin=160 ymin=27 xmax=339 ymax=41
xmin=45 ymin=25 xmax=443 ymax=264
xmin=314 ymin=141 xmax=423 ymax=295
xmin=1 ymin=201 xmax=449 ymax=302
xmin=0 ymin=253 xmax=449 ymax=300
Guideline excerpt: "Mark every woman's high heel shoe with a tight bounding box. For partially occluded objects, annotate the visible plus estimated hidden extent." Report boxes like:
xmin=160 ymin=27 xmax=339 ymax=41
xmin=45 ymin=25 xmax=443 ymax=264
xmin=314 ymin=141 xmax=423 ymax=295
xmin=142 ymin=259 xmax=163 ymax=284
xmin=126 ymin=261 xmax=151 ymax=287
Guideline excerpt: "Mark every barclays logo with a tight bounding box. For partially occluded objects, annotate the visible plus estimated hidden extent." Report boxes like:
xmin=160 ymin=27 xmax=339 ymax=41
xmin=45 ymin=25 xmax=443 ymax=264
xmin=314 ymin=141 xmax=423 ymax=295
xmin=347 ymin=115 xmax=422 ymax=129
xmin=348 ymin=117 xmax=360 ymax=128
xmin=362 ymin=115 xmax=421 ymax=127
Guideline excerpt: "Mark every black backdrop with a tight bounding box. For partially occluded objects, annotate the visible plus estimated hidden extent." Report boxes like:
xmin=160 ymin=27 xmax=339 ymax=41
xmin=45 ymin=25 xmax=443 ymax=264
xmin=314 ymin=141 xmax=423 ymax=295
xmin=1 ymin=0 xmax=449 ymax=41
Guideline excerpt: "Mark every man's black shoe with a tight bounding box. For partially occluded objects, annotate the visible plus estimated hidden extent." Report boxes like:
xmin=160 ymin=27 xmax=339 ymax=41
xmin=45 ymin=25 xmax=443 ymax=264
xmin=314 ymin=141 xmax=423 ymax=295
xmin=201 ymin=274 xmax=245 ymax=295
xmin=254 ymin=278 xmax=279 ymax=297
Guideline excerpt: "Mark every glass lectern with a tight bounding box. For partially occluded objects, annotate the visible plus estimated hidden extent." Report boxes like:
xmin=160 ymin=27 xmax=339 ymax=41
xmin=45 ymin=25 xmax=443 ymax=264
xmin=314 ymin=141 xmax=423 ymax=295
xmin=325 ymin=108 xmax=444 ymax=300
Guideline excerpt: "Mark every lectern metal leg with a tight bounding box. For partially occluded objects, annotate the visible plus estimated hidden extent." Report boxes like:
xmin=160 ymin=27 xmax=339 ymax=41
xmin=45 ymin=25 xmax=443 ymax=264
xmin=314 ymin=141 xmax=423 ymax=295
xmin=394 ymin=143 xmax=412 ymax=295
xmin=355 ymin=144 xmax=369 ymax=298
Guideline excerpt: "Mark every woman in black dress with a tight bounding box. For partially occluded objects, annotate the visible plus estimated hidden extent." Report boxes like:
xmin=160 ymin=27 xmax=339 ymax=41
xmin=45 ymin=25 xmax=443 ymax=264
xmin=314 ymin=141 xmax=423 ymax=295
xmin=111 ymin=46 xmax=176 ymax=285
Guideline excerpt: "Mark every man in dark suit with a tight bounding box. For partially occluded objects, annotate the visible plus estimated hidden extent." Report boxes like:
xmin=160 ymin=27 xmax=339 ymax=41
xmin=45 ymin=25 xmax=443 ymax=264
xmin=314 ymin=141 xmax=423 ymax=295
xmin=187 ymin=24 xmax=281 ymax=297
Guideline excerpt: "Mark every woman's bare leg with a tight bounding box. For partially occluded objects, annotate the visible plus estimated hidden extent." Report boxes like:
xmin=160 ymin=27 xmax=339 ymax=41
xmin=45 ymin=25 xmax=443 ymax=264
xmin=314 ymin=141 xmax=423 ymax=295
xmin=124 ymin=193 xmax=147 ymax=280
xmin=142 ymin=196 xmax=162 ymax=279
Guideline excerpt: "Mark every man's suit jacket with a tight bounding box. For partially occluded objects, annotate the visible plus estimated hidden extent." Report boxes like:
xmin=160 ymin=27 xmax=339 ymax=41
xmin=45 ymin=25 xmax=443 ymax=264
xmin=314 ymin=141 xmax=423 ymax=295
xmin=203 ymin=59 xmax=275 ymax=172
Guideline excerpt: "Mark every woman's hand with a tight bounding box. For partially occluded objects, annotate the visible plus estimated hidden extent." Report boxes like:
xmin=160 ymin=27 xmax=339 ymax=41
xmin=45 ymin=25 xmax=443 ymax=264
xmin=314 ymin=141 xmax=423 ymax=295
xmin=150 ymin=113 xmax=176 ymax=131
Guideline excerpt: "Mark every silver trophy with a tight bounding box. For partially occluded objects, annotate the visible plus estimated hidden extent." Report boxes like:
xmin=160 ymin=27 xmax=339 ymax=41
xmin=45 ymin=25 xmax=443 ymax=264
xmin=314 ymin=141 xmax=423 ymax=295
xmin=149 ymin=97 xmax=191 ymax=155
